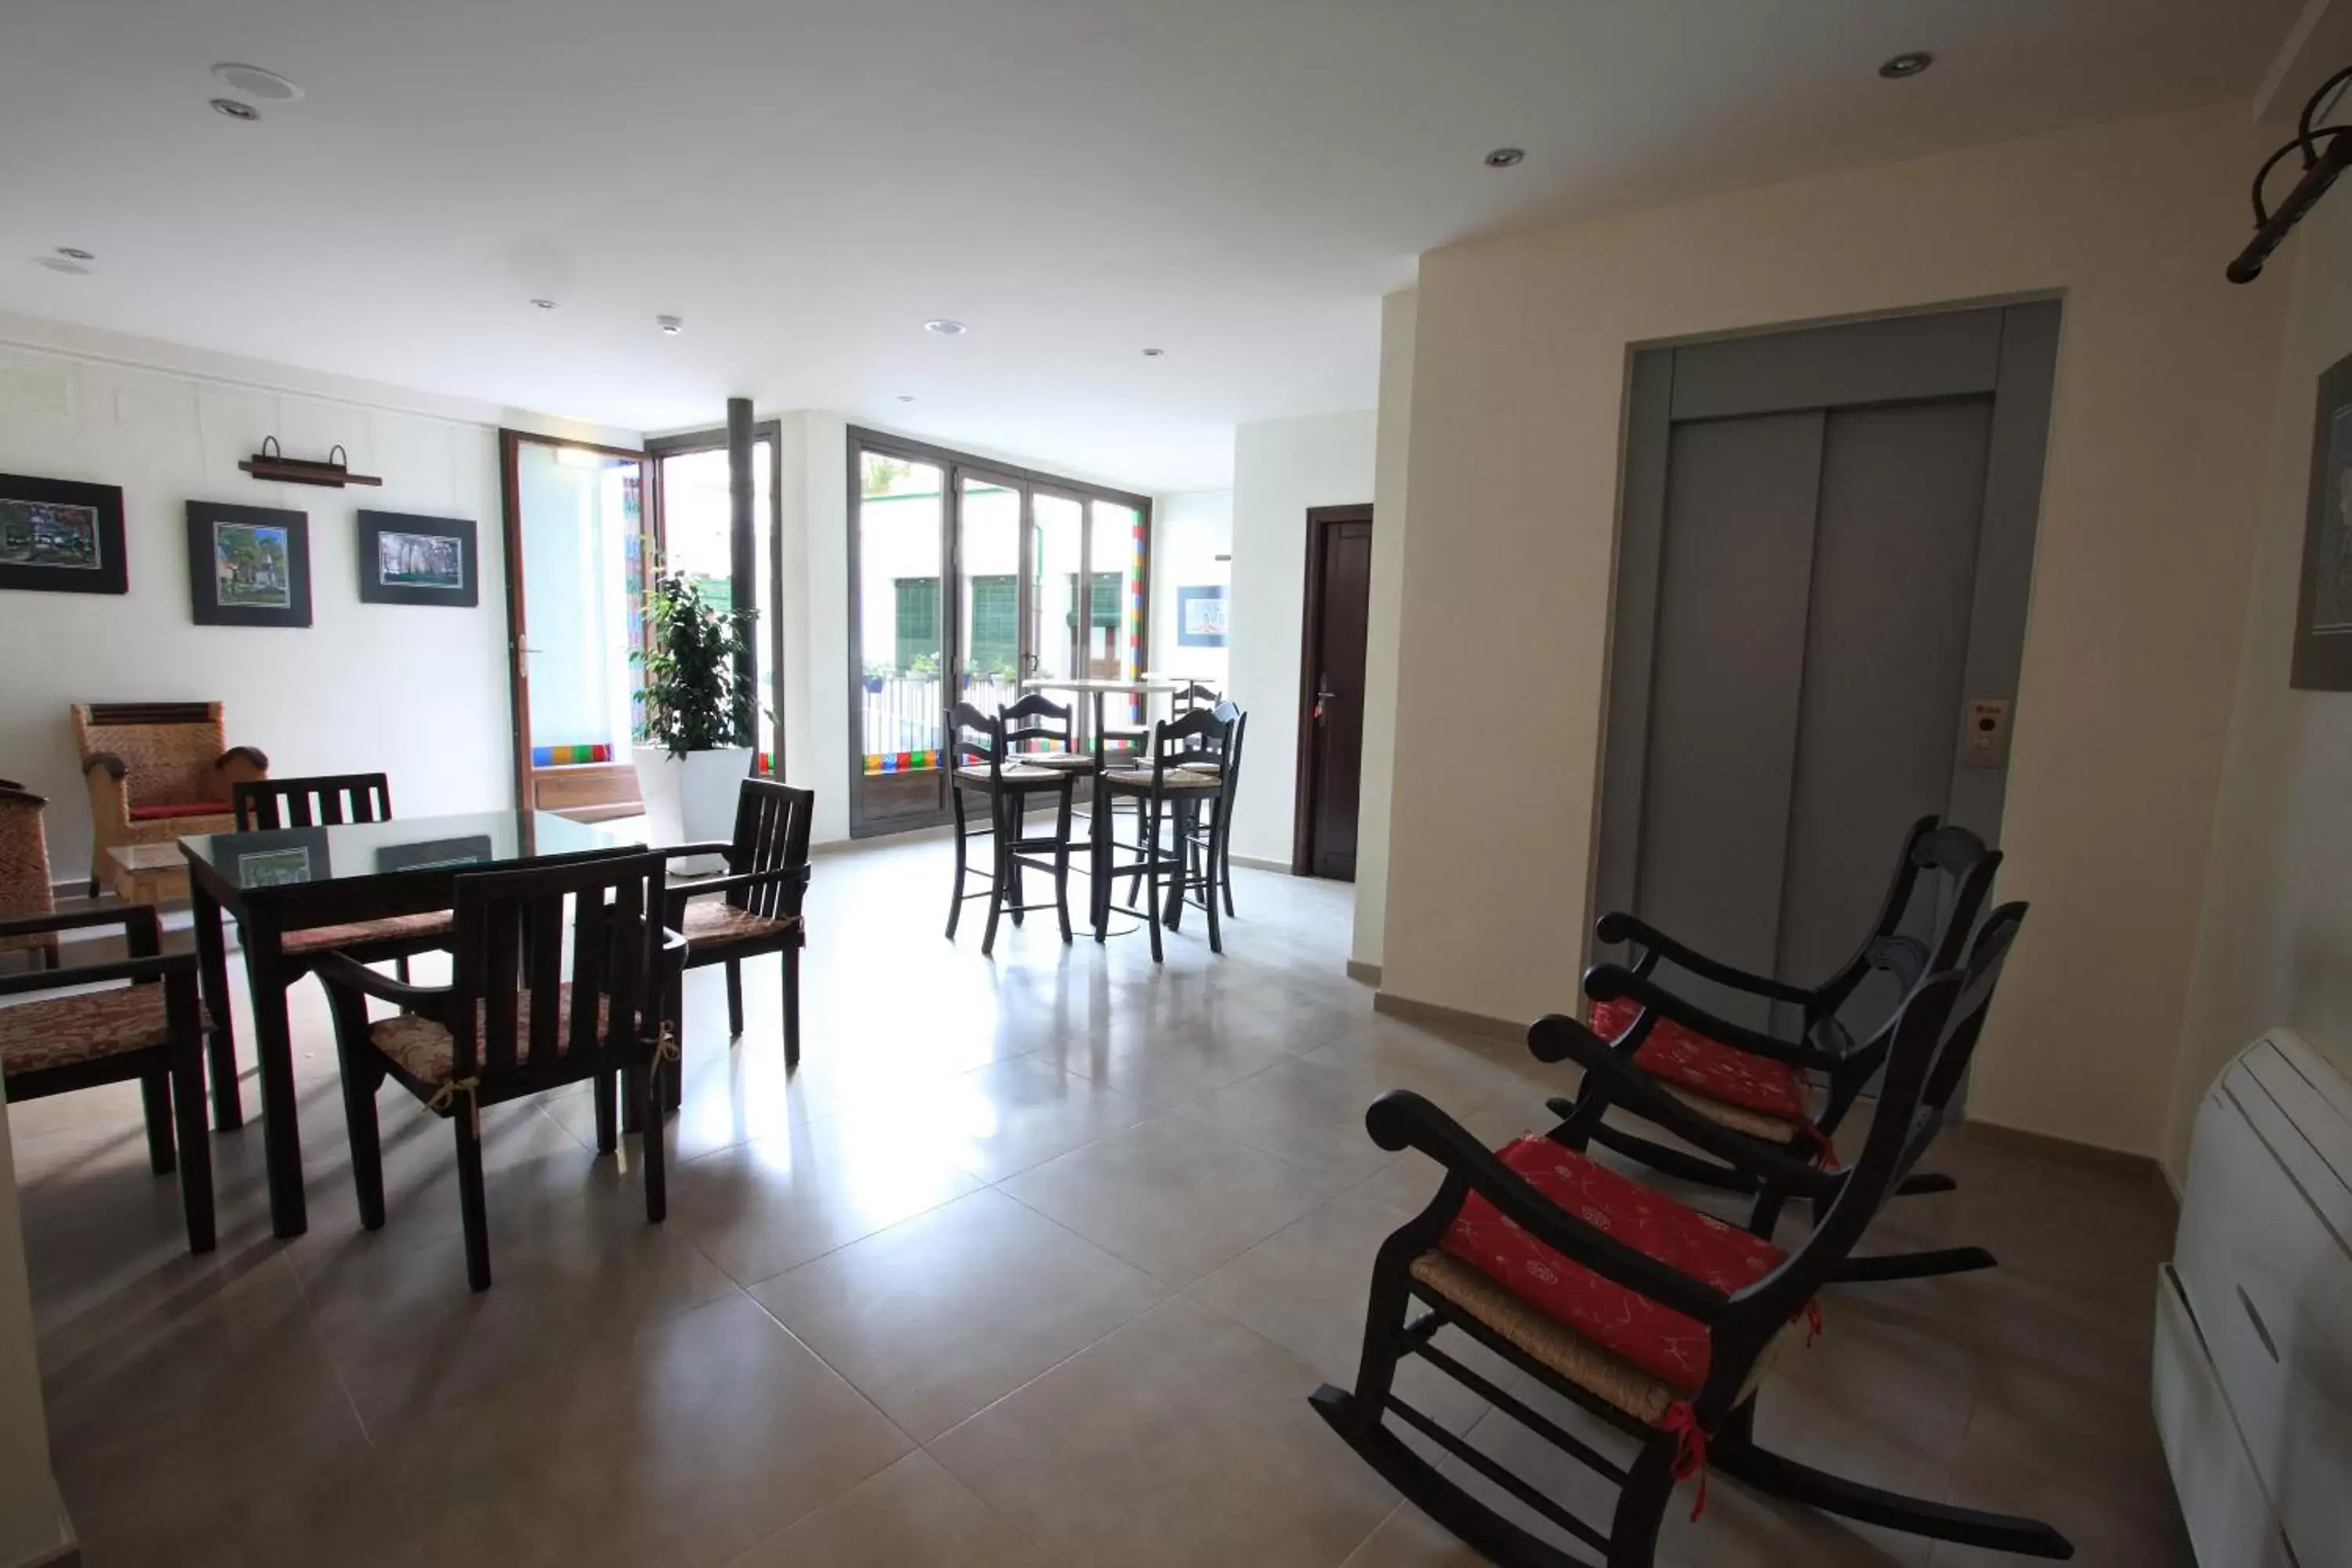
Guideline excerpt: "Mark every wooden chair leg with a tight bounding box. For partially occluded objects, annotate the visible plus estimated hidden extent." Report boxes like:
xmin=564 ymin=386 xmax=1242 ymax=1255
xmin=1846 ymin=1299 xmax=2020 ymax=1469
xmin=1220 ymin=800 xmax=1237 ymax=918
xmin=1202 ymin=811 xmax=1224 ymax=956
xmin=453 ymin=1111 xmax=492 ymax=1291
xmin=1603 ymin=1441 xmax=1677 ymax=1568
xmin=140 ymin=1070 xmax=176 ymax=1175
xmin=981 ymin=793 xmax=1008 ymax=956
xmin=639 ymin=1063 xmax=668 ymax=1223
xmin=1144 ymin=797 xmax=1165 ymax=964
xmin=204 ymin=1015 xmax=240 ymax=1132
xmin=725 ymin=958 xmax=745 ymax=1038
xmin=1007 ymin=792 xmax=1026 ymax=927
xmin=170 ymin=1039 xmax=216 ymax=1253
xmin=781 ymin=942 xmax=802 ymax=1071
xmin=394 ymin=956 xmax=412 ymax=983
xmin=593 ymin=1072 xmax=618 ymax=1155
xmin=1053 ymin=786 xmax=1074 ymax=944
xmin=946 ymin=786 xmax=970 ymax=939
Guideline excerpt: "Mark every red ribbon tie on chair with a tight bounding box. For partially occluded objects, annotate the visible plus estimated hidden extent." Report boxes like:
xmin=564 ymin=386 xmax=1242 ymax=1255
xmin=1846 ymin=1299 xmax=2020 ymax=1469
xmin=1802 ymin=1298 xmax=1824 ymax=1347
xmin=1661 ymin=1403 xmax=1709 ymax=1520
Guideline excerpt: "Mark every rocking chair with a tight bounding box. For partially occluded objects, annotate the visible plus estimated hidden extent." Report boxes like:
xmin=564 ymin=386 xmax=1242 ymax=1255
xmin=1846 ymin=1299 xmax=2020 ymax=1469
xmin=1572 ymin=820 xmax=1996 ymax=1230
xmin=1311 ymin=907 xmax=2070 ymax=1566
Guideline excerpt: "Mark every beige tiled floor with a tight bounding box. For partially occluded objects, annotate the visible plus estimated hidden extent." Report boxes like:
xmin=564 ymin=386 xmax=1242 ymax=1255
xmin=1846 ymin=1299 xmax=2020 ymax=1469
xmin=5 ymin=833 xmax=2191 ymax=1566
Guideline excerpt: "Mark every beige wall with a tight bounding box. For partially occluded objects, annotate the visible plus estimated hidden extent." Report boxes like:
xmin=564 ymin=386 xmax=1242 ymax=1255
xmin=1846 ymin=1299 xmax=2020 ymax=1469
xmin=1385 ymin=102 xmax=2285 ymax=1158
xmin=1352 ymin=289 xmax=1417 ymax=970
xmin=1226 ymin=411 xmax=1378 ymax=866
xmin=2168 ymin=172 xmax=2352 ymax=1182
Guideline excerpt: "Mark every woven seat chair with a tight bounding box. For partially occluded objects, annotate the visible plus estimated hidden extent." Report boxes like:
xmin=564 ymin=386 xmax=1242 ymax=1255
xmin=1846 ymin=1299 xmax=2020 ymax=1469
xmin=947 ymin=698 xmax=1079 ymax=955
xmin=1091 ymin=706 xmax=1230 ymax=961
xmin=1565 ymin=818 xmax=1996 ymax=1247
xmin=656 ymin=777 xmax=813 ymax=1069
xmin=73 ymin=701 xmax=268 ymax=896
xmin=0 ymin=779 xmax=57 ymax=971
xmin=233 ymin=774 xmax=454 ymax=985
xmin=1312 ymin=906 xmax=2067 ymax=1566
xmin=0 ymin=903 xmax=214 ymax=1253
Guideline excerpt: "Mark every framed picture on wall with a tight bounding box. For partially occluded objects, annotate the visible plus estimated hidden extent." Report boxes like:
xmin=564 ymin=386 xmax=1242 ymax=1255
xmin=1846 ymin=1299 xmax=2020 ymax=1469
xmin=357 ymin=510 xmax=477 ymax=607
xmin=1177 ymin=584 xmax=1227 ymax=647
xmin=0 ymin=473 xmax=127 ymax=596
xmin=186 ymin=502 xmax=311 ymax=628
xmin=2295 ymin=348 xmax=2352 ymax=689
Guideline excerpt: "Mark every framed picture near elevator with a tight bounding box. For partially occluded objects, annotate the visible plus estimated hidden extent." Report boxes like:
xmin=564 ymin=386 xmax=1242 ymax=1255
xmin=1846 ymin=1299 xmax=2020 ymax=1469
xmin=2294 ymin=348 xmax=2352 ymax=689
xmin=357 ymin=510 xmax=477 ymax=607
xmin=0 ymin=473 xmax=127 ymax=595
xmin=186 ymin=501 xmax=311 ymax=627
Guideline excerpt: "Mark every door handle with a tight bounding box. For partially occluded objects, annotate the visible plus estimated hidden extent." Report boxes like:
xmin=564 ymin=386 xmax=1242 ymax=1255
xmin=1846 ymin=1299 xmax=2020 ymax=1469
xmin=1313 ymin=685 xmax=1337 ymax=724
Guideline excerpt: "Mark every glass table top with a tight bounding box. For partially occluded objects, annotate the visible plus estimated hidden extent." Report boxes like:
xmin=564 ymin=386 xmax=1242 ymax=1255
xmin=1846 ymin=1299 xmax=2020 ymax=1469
xmin=180 ymin=810 xmax=639 ymax=893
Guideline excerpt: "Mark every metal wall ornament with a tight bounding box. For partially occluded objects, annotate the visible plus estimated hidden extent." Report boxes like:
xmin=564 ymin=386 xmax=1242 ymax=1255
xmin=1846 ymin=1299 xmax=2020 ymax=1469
xmin=239 ymin=437 xmax=383 ymax=488
xmin=2229 ymin=64 xmax=2352 ymax=284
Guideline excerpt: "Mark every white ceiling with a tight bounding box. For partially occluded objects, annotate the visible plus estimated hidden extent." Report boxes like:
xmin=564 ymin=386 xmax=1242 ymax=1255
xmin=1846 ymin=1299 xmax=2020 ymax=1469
xmin=0 ymin=0 xmax=2298 ymax=492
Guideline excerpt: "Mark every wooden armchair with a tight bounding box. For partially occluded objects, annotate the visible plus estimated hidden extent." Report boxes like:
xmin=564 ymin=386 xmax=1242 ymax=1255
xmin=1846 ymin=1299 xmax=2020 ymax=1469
xmin=0 ymin=779 xmax=57 ymax=970
xmin=658 ymin=778 xmax=813 ymax=1068
xmin=73 ymin=702 xmax=269 ymax=895
xmin=0 ymin=904 xmax=214 ymax=1253
xmin=1311 ymin=913 xmax=2068 ymax=1566
xmin=314 ymin=851 xmax=685 ymax=1290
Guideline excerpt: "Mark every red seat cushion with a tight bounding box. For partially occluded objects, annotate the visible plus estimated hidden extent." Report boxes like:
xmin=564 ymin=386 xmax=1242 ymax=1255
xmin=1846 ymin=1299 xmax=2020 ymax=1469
xmin=1590 ymin=998 xmax=1810 ymax=1123
xmin=127 ymin=800 xmax=234 ymax=822
xmin=1439 ymin=1136 xmax=1790 ymax=1391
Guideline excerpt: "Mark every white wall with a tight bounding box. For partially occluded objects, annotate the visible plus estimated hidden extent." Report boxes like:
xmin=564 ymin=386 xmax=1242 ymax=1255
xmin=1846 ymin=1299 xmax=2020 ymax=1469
xmin=1226 ymin=412 xmax=1377 ymax=866
xmin=2169 ymin=163 xmax=2352 ymax=1182
xmin=1351 ymin=289 xmax=1417 ymax=972
xmin=1149 ymin=490 xmax=1233 ymax=690
xmin=0 ymin=320 xmax=634 ymax=884
xmin=1385 ymin=102 xmax=2285 ymax=1159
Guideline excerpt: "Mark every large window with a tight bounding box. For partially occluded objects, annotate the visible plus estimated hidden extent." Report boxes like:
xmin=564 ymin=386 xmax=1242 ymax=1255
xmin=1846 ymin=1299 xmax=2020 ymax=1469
xmin=849 ymin=430 xmax=1152 ymax=837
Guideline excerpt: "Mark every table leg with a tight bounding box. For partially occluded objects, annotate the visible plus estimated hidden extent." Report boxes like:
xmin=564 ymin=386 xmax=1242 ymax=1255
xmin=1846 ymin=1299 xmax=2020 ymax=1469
xmin=245 ymin=927 xmax=308 ymax=1238
xmin=188 ymin=880 xmax=243 ymax=1131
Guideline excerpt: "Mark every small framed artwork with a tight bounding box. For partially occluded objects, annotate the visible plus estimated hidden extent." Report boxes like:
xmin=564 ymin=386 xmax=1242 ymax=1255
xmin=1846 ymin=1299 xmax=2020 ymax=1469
xmin=1177 ymin=584 xmax=1228 ymax=647
xmin=0 ymin=473 xmax=127 ymax=595
xmin=227 ymin=827 xmax=331 ymax=890
xmin=187 ymin=502 xmax=310 ymax=628
xmin=2296 ymin=348 xmax=2352 ymax=688
xmin=357 ymin=510 xmax=477 ymax=608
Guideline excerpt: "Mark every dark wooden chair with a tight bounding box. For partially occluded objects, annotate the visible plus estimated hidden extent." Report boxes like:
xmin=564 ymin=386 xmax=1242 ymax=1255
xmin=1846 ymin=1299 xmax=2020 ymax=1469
xmin=0 ymin=904 xmax=214 ymax=1253
xmin=1570 ymin=820 xmax=1996 ymax=1210
xmin=1177 ymin=702 xmax=1245 ymax=920
xmin=657 ymin=778 xmax=813 ymax=1069
xmin=1311 ymin=907 xmax=2068 ymax=1566
xmin=947 ymin=700 xmax=1078 ymax=955
xmin=314 ymin=851 xmax=685 ymax=1290
xmin=1171 ymin=681 xmax=1223 ymax=713
xmin=232 ymin=774 xmax=455 ymax=984
xmin=1092 ymin=706 xmax=1229 ymax=962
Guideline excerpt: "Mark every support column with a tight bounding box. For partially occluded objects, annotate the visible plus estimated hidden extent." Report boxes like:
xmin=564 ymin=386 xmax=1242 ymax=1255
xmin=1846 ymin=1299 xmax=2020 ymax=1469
xmin=727 ymin=396 xmax=757 ymax=748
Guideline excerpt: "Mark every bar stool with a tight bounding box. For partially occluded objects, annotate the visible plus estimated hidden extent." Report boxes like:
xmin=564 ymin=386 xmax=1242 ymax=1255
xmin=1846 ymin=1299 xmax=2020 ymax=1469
xmin=1180 ymin=702 xmax=1246 ymax=919
xmin=946 ymin=700 xmax=1077 ymax=955
xmin=1093 ymin=707 xmax=1232 ymax=962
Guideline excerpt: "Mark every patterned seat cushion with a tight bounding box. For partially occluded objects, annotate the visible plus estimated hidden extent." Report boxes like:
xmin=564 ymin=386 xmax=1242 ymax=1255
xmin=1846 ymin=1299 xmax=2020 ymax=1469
xmin=1022 ymin=751 xmax=1096 ymax=771
xmin=1101 ymin=768 xmax=1220 ymax=790
xmin=370 ymin=987 xmax=611 ymax=1086
xmin=0 ymin=986 xmax=190 ymax=1076
xmin=680 ymin=899 xmax=800 ymax=950
xmin=1436 ymin=1136 xmax=1809 ymax=1416
xmin=1589 ymin=998 xmax=1812 ymax=1138
xmin=127 ymin=799 xmax=236 ymax=822
xmin=282 ymin=910 xmax=454 ymax=954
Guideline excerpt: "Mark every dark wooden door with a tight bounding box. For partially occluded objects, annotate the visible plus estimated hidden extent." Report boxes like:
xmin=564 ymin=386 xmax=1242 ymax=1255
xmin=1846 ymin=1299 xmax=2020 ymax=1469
xmin=1295 ymin=506 xmax=1374 ymax=880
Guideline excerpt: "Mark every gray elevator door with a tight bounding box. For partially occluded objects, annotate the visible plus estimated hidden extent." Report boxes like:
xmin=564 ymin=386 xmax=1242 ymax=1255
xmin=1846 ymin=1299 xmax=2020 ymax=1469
xmin=1599 ymin=303 xmax=2056 ymax=1043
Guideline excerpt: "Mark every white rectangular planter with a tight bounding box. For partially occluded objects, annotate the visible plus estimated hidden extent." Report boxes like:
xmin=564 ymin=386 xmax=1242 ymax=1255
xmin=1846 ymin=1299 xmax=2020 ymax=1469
xmin=631 ymin=746 xmax=753 ymax=855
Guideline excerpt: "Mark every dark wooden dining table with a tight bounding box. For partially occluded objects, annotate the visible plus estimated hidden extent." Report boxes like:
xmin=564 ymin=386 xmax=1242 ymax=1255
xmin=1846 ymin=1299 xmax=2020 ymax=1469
xmin=180 ymin=808 xmax=641 ymax=1238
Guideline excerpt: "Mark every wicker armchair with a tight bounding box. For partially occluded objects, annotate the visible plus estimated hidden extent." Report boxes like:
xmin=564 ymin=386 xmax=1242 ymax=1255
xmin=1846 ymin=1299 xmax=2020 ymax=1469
xmin=0 ymin=779 xmax=57 ymax=969
xmin=73 ymin=702 xmax=269 ymax=896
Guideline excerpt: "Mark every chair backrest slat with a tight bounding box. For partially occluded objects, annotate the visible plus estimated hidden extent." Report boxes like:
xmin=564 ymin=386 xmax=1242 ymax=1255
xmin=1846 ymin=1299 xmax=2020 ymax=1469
xmin=722 ymin=779 xmax=815 ymax=918
xmin=449 ymin=851 xmax=669 ymax=1083
xmin=1149 ymin=706 xmax=1229 ymax=782
xmin=1810 ymin=818 xmax=1994 ymax=1017
xmin=999 ymin=692 xmax=1073 ymax=754
xmin=234 ymin=773 xmax=393 ymax=833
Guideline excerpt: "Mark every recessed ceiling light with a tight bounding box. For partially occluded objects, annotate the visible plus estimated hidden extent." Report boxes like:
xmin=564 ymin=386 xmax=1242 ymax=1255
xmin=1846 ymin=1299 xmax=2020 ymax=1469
xmin=34 ymin=256 xmax=93 ymax=275
xmin=1878 ymin=51 xmax=1933 ymax=79
xmin=1483 ymin=147 xmax=1526 ymax=169
xmin=531 ymin=297 xmax=557 ymax=310
xmin=55 ymin=246 xmax=95 ymax=261
xmin=211 ymin=63 xmax=303 ymax=101
xmin=1141 ymin=347 xmax=1166 ymax=358
xmin=209 ymin=97 xmax=260 ymax=121
xmin=923 ymin=318 xmax=966 ymax=336
xmin=895 ymin=394 xmax=916 ymax=403
xmin=655 ymin=314 xmax=683 ymax=336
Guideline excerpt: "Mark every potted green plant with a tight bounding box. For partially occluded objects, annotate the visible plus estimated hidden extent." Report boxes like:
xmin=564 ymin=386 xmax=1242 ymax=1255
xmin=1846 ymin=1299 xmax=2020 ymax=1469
xmin=630 ymin=569 xmax=757 ymax=849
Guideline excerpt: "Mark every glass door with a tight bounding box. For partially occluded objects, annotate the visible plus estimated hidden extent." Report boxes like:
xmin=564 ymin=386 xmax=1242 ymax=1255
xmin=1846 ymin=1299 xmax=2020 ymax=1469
xmin=956 ymin=469 xmax=1027 ymax=719
xmin=650 ymin=431 xmax=780 ymax=773
xmin=500 ymin=433 xmax=651 ymax=818
xmin=1031 ymin=489 xmax=1087 ymax=741
xmin=852 ymin=448 xmax=949 ymax=827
